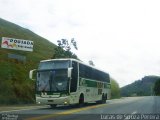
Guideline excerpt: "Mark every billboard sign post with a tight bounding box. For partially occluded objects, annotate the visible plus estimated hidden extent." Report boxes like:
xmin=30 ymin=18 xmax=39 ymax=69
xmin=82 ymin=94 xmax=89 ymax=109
xmin=1 ymin=37 xmax=34 ymax=52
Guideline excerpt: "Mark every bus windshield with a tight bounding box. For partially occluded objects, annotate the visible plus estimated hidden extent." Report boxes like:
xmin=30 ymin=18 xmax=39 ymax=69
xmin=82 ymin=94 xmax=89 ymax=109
xmin=38 ymin=60 xmax=70 ymax=70
xmin=36 ymin=69 xmax=68 ymax=92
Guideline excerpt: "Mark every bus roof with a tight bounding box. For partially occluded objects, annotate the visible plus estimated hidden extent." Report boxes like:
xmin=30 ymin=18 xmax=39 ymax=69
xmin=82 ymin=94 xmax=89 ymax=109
xmin=40 ymin=58 xmax=109 ymax=75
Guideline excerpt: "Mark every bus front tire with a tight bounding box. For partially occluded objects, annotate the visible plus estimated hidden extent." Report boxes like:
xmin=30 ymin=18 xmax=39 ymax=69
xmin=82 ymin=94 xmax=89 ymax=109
xmin=78 ymin=94 xmax=84 ymax=107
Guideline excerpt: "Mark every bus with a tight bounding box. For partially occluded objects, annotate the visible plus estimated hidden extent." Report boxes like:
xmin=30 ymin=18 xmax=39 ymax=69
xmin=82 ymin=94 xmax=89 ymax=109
xmin=29 ymin=58 xmax=111 ymax=108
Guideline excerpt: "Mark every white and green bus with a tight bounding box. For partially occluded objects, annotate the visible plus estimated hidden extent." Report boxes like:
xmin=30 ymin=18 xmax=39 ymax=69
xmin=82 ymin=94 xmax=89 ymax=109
xmin=29 ymin=58 xmax=111 ymax=108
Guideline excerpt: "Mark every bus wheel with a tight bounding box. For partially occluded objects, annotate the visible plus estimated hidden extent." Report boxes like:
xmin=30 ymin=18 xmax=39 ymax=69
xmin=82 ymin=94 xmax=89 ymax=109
xmin=102 ymin=94 xmax=106 ymax=104
xmin=96 ymin=94 xmax=106 ymax=104
xmin=50 ymin=104 xmax=57 ymax=108
xmin=78 ymin=94 xmax=84 ymax=107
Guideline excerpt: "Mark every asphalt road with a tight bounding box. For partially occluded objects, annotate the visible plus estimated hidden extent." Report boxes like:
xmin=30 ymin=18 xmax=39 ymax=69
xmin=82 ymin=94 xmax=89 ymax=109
xmin=0 ymin=96 xmax=160 ymax=120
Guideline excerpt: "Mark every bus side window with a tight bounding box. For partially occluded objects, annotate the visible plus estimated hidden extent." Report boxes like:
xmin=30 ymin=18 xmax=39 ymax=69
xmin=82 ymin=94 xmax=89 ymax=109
xmin=70 ymin=61 xmax=78 ymax=92
xmin=79 ymin=64 xmax=85 ymax=78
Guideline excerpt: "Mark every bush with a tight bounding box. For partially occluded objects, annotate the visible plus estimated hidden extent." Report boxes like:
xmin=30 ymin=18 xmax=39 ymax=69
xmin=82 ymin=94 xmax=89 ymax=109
xmin=154 ymin=79 xmax=160 ymax=96
xmin=111 ymin=78 xmax=121 ymax=99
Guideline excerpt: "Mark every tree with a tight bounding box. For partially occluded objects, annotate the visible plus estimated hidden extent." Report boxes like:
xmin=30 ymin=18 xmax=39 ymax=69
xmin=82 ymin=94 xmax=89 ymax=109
xmin=89 ymin=60 xmax=95 ymax=66
xmin=154 ymin=79 xmax=160 ymax=96
xmin=111 ymin=78 xmax=121 ymax=99
xmin=53 ymin=38 xmax=78 ymax=59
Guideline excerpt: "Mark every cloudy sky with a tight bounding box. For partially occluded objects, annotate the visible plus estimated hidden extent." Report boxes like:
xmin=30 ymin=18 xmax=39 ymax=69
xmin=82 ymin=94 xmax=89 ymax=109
xmin=1 ymin=0 xmax=160 ymax=87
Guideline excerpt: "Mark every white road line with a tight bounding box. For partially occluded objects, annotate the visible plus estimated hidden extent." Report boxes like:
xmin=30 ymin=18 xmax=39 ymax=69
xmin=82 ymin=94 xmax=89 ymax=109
xmin=0 ymin=106 xmax=48 ymax=113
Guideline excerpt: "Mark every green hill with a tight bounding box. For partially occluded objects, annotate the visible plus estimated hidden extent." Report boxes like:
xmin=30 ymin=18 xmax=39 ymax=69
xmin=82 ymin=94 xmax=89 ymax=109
xmin=0 ymin=18 xmax=57 ymax=104
xmin=121 ymin=75 xmax=160 ymax=97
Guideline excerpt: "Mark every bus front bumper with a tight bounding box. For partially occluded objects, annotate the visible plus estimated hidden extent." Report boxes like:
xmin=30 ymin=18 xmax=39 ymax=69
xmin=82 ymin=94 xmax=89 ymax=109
xmin=36 ymin=96 xmax=70 ymax=105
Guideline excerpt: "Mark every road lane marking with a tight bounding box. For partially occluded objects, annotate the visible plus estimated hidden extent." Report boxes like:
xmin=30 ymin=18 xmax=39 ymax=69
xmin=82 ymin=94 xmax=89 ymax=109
xmin=25 ymin=104 xmax=108 ymax=120
xmin=0 ymin=106 xmax=48 ymax=113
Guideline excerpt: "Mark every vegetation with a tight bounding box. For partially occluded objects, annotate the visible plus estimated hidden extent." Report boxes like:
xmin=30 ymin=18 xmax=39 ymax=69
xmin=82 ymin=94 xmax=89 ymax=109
xmin=110 ymin=78 xmax=120 ymax=99
xmin=121 ymin=75 xmax=160 ymax=97
xmin=88 ymin=60 xmax=95 ymax=66
xmin=153 ymin=78 xmax=160 ymax=96
xmin=53 ymin=38 xmax=78 ymax=59
xmin=0 ymin=18 xmax=56 ymax=104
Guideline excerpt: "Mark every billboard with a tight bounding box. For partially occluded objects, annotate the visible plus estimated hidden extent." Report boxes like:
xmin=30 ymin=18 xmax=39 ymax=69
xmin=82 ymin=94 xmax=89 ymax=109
xmin=1 ymin=37 xmax=33 ymax=52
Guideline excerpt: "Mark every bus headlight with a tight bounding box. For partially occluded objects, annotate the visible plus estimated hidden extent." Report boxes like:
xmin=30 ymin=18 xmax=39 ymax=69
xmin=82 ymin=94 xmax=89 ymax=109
xmin=64 ymin=101 xmax=68 ymax=104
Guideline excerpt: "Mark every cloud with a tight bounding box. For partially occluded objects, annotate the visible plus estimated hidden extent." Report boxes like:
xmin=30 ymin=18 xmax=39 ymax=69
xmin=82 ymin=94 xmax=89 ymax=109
xmin=1 ymin=0 xmax=160 ymax=87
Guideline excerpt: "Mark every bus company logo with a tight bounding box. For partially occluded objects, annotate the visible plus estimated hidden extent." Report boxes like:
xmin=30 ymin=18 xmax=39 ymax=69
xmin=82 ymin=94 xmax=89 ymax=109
xmin=97 ymin=82 xmax=103 ymax=88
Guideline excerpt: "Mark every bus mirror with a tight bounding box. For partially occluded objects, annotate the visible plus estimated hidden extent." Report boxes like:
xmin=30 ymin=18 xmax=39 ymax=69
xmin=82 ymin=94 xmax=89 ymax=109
xmin=68 ymin=68 xmax=72 ymax=78
xmin=29 ymin=69 xmax=37 ymax=80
